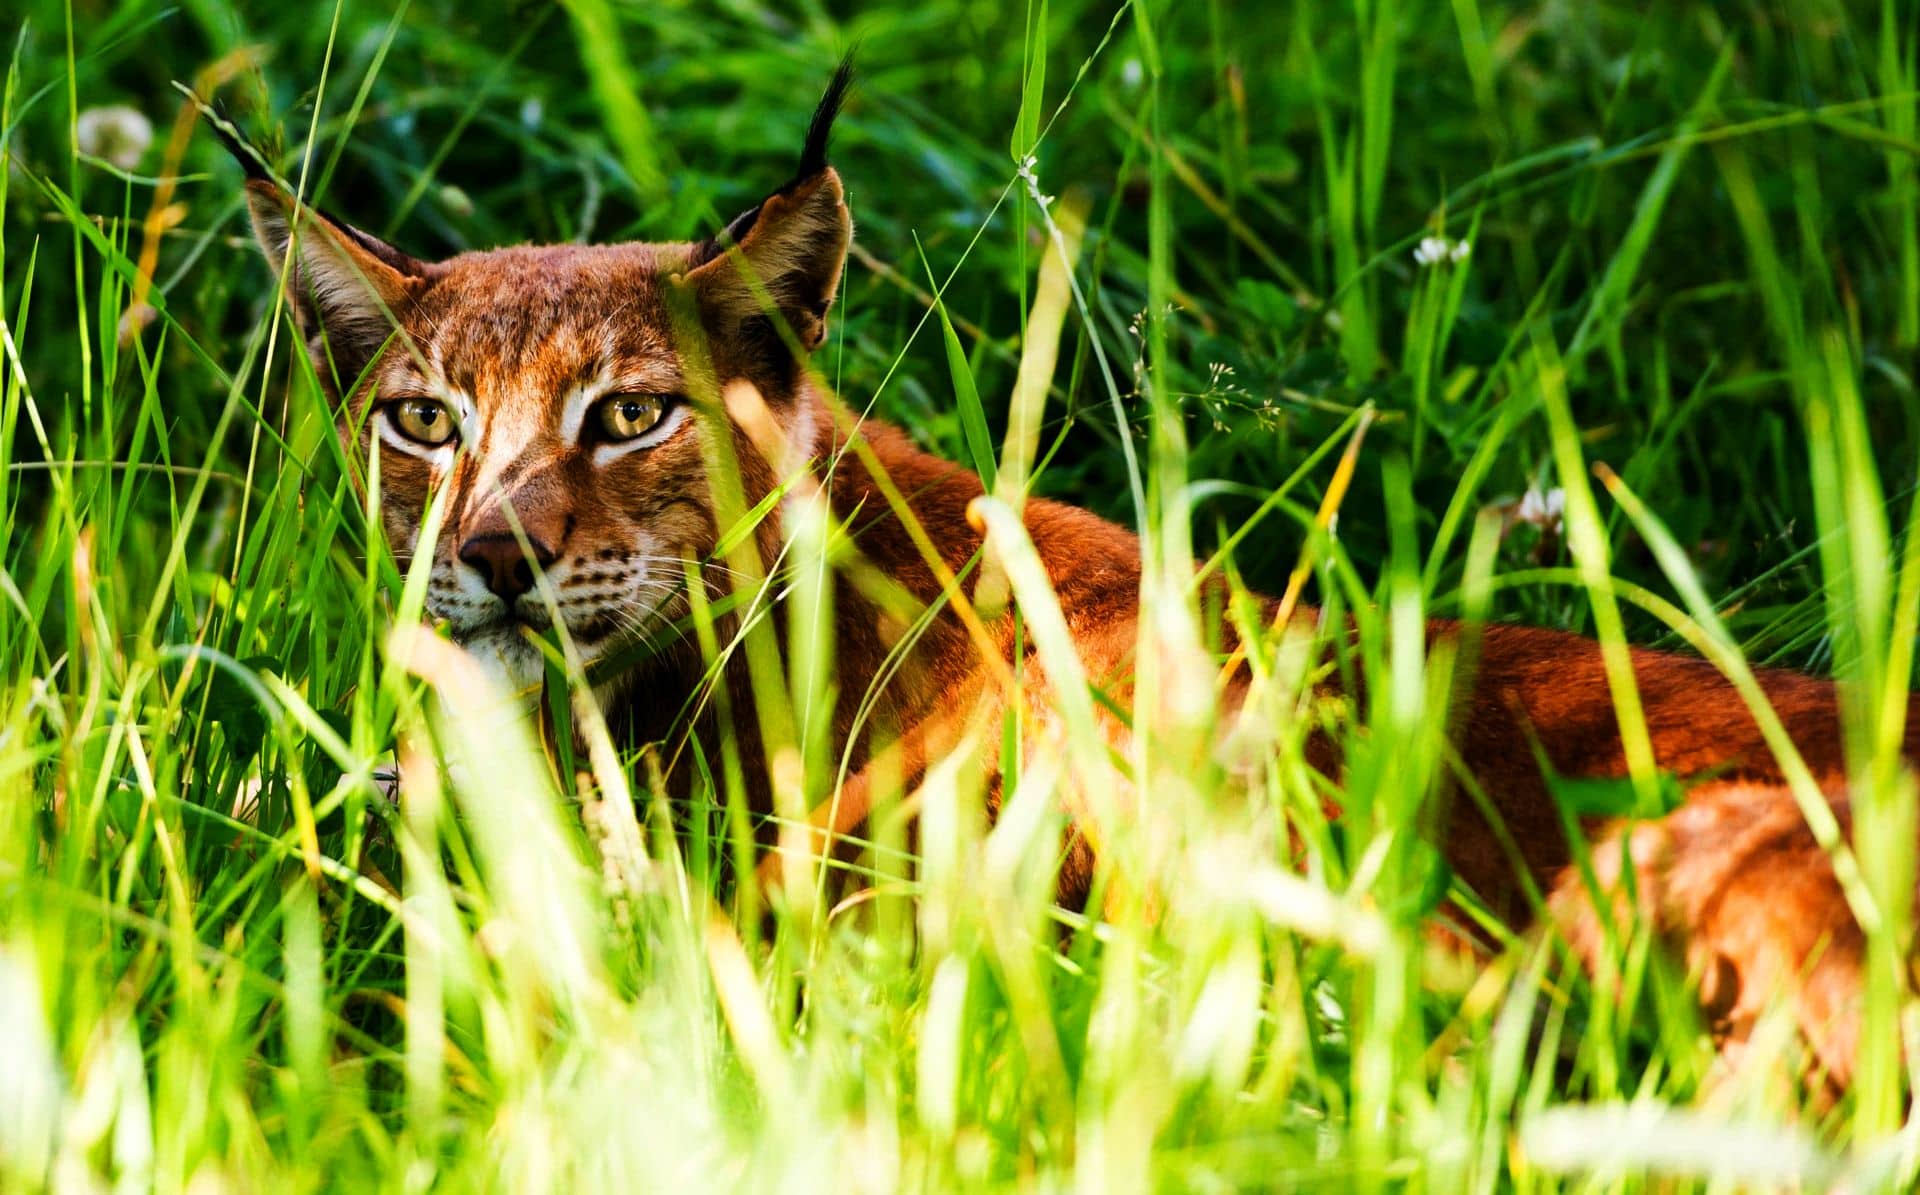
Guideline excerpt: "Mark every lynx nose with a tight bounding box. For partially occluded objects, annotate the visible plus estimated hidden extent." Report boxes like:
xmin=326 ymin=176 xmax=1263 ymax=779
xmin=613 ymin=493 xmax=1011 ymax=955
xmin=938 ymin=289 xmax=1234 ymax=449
xmin=459 ymin=533 xmax=558 ymax=603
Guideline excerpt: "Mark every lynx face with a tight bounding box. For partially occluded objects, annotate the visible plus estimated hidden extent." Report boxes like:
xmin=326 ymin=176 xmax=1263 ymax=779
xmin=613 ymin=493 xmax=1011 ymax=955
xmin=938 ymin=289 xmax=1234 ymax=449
xmin=237 ymin=73 xmax=853 ymax=694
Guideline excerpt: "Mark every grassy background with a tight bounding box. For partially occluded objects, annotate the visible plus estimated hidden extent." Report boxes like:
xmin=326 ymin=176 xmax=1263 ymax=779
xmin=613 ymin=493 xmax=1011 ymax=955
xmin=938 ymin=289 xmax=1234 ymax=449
xmin=5 ymin=0 xmax=1920 ymax=1189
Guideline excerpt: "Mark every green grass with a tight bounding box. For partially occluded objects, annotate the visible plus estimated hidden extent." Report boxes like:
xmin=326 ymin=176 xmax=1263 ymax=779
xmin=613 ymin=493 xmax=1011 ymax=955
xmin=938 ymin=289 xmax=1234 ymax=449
xmin=5 ymin=0 xmax=1920 ymax=1189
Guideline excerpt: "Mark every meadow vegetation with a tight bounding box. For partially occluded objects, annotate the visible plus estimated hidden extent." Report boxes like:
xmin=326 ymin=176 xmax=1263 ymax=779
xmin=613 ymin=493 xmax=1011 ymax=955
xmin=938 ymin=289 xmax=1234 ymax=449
xmin=4 ymin=0 xmax=1920 ymax=1188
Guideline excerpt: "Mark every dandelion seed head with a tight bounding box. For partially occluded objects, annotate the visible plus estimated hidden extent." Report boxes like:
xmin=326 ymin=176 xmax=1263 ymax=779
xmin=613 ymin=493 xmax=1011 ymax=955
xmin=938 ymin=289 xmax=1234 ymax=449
xmin=76 ymin=105 xmax=152 ymax=171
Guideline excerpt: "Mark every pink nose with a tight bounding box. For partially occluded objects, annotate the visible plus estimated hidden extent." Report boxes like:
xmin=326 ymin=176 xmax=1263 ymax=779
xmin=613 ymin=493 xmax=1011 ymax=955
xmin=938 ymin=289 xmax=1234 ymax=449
xmin=458 ymin=533 xmax=557 ymax=602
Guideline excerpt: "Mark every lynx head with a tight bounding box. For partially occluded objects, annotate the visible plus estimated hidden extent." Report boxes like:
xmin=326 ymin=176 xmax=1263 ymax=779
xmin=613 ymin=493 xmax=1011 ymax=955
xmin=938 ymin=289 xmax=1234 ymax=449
xmin=233 ymin=64 xmax=854 ymax=695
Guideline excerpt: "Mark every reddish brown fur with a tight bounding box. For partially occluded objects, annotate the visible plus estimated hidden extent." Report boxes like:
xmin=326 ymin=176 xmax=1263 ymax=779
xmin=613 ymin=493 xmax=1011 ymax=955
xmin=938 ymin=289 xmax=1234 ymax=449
xmin=241 ymin=112 xmax=1918 ymax=1090
xmin=1550 ymin=779 xmax=1911 ymax=1085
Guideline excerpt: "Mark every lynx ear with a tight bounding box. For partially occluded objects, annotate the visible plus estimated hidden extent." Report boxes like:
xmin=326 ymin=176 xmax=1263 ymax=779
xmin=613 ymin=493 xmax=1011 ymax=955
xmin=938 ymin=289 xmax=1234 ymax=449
xmin=242 ymin=178 xmax=433 ymax=387
xmin=685 ymin=59 xmax=854 ymax=356
xmin=194 ymin=93 xmax=434 ymax=386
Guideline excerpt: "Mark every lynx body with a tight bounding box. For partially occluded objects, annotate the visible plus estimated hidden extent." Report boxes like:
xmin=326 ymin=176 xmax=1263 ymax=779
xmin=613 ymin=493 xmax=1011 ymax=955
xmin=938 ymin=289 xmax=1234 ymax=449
xmin=229 ymin=67 xmax=1918 ymax=1089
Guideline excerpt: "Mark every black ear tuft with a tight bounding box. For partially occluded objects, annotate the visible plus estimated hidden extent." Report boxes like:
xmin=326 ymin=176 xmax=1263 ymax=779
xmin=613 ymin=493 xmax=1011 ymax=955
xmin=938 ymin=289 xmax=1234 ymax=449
xmin=790 ymin=54 xmax=855 ymax=186
xmin=174 ymin=82 xmax=272 ymax=182
xmin=688 ymin=55 xmax=857 ymax=271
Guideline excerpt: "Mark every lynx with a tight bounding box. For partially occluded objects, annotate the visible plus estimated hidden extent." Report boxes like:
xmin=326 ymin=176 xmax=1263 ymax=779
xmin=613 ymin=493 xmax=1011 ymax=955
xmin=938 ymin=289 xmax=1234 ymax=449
xmin=225 ymin=65 xmax=1918 ymax=1089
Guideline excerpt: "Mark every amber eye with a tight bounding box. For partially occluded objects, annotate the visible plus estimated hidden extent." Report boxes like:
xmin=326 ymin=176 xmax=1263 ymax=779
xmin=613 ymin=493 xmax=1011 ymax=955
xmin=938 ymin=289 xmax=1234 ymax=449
xmin=593 ymin=394 xmax=669 ymax=442
xmin=386 ymin=398 xmax=459 ymax=447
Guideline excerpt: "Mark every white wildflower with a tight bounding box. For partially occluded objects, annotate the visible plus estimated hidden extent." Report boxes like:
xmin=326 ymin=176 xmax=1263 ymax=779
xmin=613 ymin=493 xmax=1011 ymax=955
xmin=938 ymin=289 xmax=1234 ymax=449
xmin=1413 ymin=234 xmax=1472 ymax=268
xmin=76 ymin=104 xmax=152 ymax=171
xmin=1516 ymin=485 xmax=1565 ymax=531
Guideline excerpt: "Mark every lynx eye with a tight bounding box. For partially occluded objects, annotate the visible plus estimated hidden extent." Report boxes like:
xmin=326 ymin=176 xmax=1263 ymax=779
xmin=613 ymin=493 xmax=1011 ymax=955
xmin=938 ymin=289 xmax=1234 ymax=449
xmin=592 ymin=393 xmax=670 ymax=442
xmin=386 ymin=398 xmax=458 ymax=447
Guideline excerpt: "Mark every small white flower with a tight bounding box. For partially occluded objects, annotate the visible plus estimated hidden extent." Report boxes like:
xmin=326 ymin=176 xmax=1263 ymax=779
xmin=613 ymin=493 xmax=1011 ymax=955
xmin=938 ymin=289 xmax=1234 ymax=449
xmin=1120 ymin=58 xmax=1144 ymax=89
xmin=1516 ymin=485 xmax=1565 ymax=530
xmin=76 ymin=104 xmax=153 ymax=171
xmin=1413 ymin=234 xmax=1472 ymax=268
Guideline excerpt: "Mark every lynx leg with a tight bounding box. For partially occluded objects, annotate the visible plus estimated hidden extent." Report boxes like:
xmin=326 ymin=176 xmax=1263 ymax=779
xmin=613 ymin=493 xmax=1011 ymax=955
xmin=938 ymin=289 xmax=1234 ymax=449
xmin=1548 ymin=781 xmax=1882 ymax=1087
